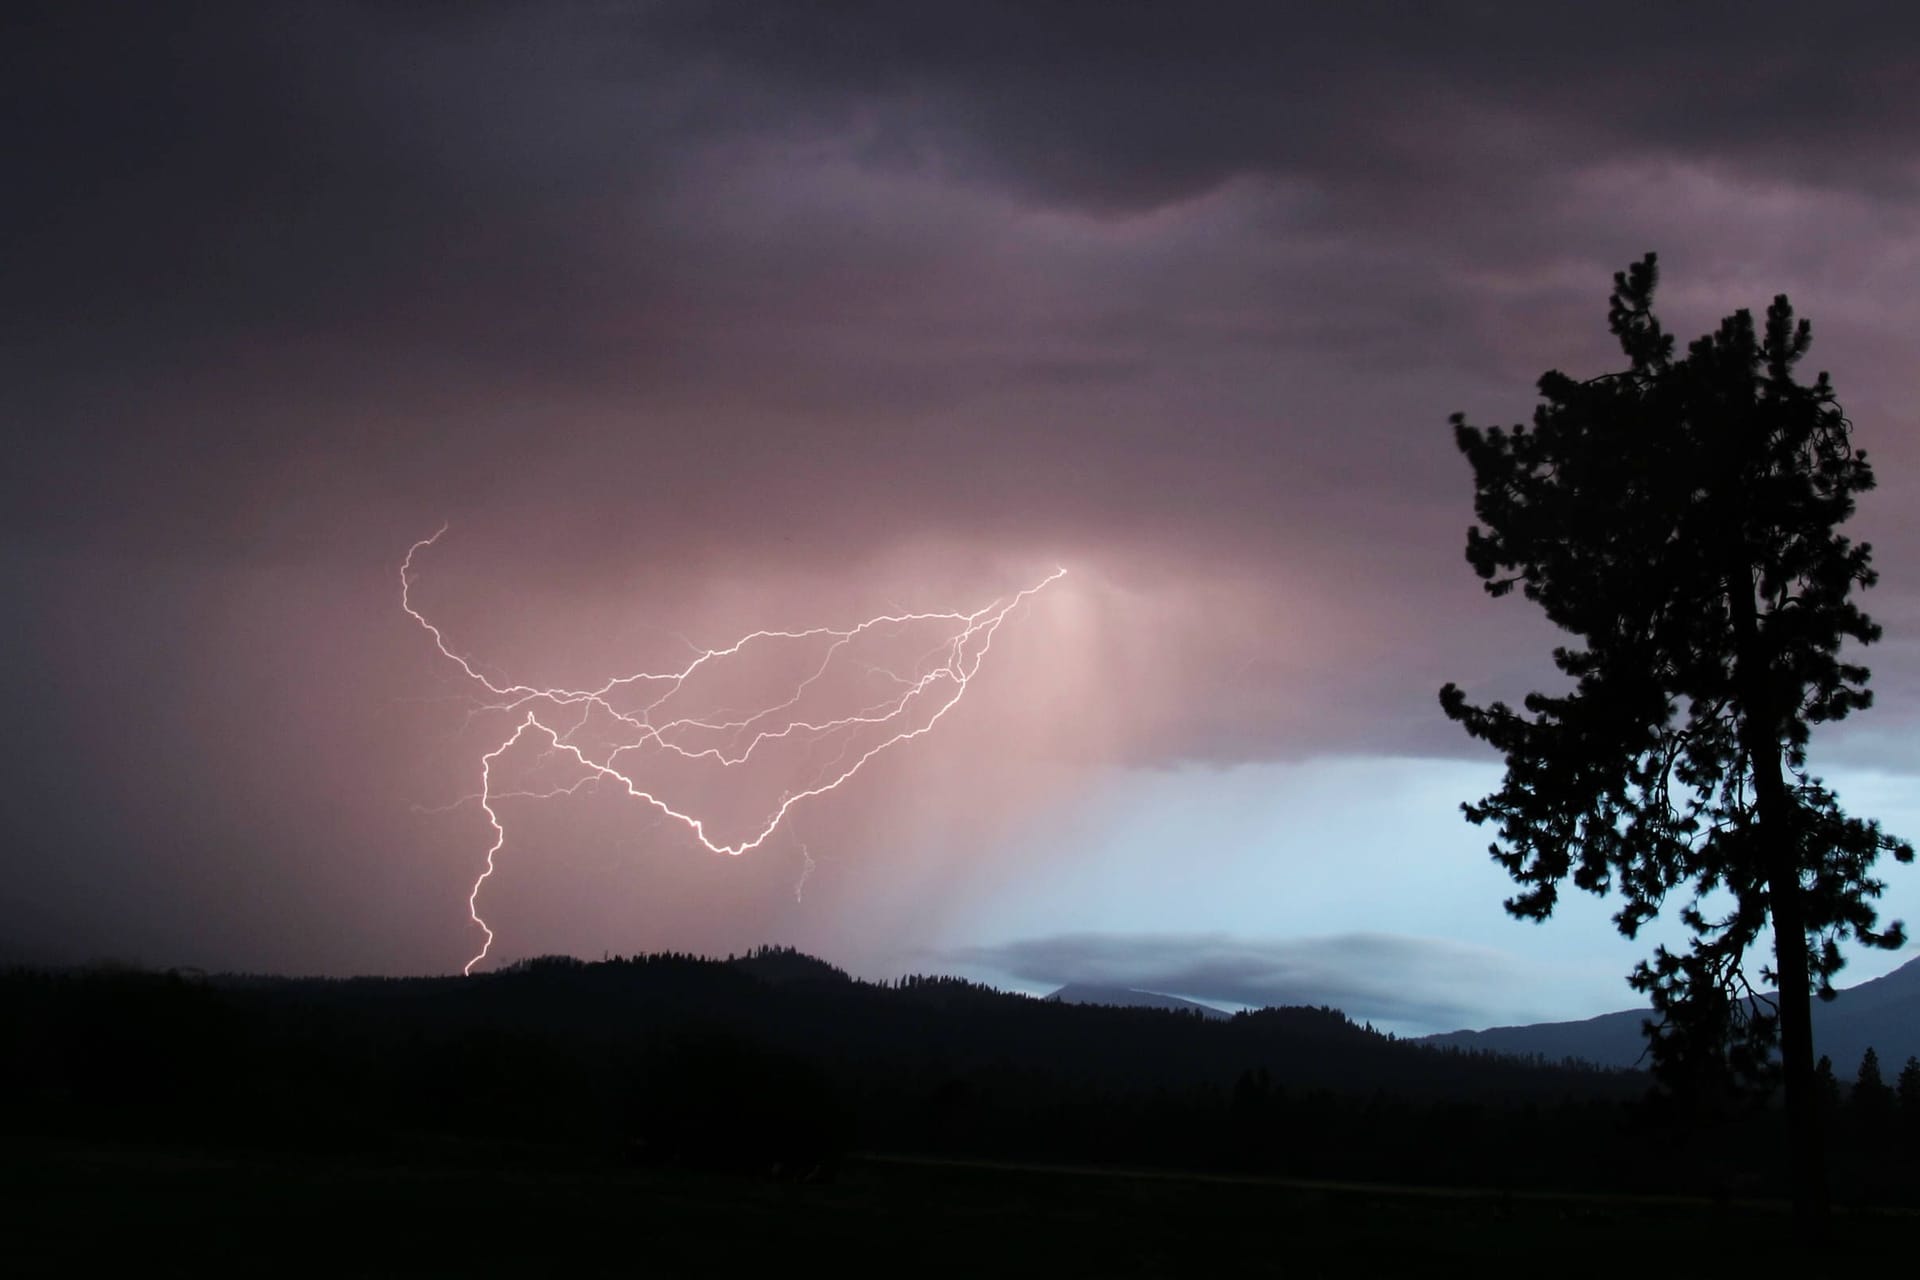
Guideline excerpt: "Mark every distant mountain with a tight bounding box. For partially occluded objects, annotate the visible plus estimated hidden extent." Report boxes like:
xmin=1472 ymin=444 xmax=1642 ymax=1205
xmin=1046 ymin=983 xmax=1230 ymax=1020
xmin=1422 ymin=955 xmax=1920 ymax=1074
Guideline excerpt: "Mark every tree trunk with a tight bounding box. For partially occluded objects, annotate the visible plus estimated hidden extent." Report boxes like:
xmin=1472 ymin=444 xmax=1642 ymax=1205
xmin=1759 ymin=782 xmax=1829 ymax=1241
xmin=1734 ymin=565 xmax=1828 ymax=1240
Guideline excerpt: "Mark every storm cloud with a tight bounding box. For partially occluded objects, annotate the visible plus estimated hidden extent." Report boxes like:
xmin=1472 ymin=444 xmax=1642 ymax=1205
xmin=5 ymin=2 xmax=1917 ymax=979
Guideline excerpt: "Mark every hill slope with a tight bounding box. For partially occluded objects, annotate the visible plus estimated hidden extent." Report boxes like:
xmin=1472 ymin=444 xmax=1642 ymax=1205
xmin=1422 ymin=955 xmax=1920 ymax=1073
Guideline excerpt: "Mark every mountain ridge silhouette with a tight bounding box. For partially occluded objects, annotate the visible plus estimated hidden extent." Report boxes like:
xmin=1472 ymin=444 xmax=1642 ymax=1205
xmin=1420 ymin=955 xmax=1920 ymax=1073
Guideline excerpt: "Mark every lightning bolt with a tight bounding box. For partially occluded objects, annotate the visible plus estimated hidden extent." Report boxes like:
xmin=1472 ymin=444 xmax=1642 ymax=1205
xmin=794 ymin=840 xmax=816 ymax=903
xmin=402 ymin=527 xmax=1064 ymax=974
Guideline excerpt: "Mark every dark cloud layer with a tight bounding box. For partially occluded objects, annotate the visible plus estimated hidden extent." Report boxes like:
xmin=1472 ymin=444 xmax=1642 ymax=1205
xmin=10 ymin=2 xmax=1918 ymax=560
xmin=5 ymin=3 xmax=1918 ymax=972
xmin=646 ymin=1 xmax=1920 ymax=212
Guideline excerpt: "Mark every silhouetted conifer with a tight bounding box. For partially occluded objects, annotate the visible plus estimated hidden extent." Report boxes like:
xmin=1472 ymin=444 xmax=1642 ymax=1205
xmin=1850 ymin=1046 xmax=1894 ymax=1134
xmin=1440 ymin=253 xmax=1913 ymax=1235
xmin=1897 ymin=1056 xmax=1920 ymax=1124
xmin=1814 ymin=1055 xmax=1841 ymax=1119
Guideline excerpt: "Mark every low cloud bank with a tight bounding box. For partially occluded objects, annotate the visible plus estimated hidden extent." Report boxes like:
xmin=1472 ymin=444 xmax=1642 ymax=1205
xmin=946 ymin=930 xmax=1533 ymax=1033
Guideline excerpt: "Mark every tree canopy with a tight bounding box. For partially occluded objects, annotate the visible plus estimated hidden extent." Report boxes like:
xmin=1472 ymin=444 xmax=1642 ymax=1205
xmin=1439 ymin=253 xmax=1912 ymax=1226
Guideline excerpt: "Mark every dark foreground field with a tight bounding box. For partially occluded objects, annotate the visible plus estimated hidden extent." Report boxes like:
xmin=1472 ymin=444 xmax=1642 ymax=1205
xmin=8 ymin=959 xmax=1914 ymax=1273
xmin=6 ymin=1140 xmax=1907 ymax=1278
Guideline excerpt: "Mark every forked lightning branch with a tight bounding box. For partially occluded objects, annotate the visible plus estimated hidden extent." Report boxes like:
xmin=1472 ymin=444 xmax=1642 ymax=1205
xmin=402 ymin=529 xmax=1064 ymax=974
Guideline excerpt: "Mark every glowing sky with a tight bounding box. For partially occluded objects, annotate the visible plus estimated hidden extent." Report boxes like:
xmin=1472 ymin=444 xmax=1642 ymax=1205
xmin=6 ymin=3 xmax=1918 ymax=1032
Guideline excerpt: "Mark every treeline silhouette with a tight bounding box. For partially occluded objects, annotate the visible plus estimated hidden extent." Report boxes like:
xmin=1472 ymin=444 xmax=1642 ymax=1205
xmin=6 ymin=948 xmax=1917 ymax=1202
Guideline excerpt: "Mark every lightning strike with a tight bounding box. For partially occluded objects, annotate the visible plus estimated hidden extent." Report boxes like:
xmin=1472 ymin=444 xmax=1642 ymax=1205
xmin=794 ymin=841 xmax=816 ymax=903
xmin=403 ymin=528 xmax=1064 ymax=973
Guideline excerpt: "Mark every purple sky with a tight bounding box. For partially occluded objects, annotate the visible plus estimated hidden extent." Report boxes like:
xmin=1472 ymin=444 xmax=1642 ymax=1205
xmin=6 ymin=2 xmax=1918 ymax=1030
